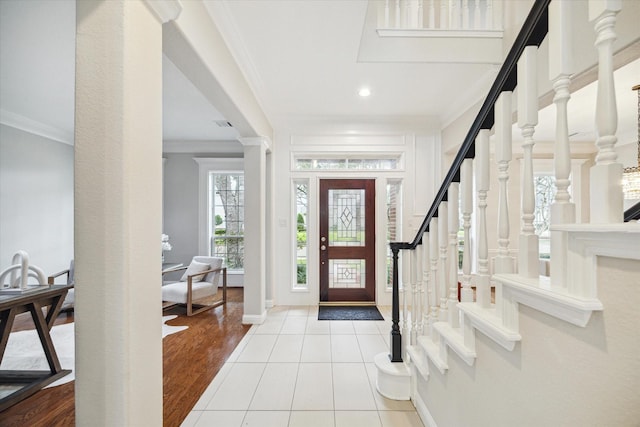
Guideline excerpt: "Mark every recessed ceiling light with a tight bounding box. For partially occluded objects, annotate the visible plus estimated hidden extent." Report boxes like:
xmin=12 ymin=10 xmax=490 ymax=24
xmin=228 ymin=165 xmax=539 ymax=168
xmin=358 ymin=87 xmax=371 ymax=97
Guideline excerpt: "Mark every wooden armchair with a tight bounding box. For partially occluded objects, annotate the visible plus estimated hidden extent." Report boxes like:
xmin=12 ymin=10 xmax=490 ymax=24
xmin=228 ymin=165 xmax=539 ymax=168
xmin=161 ymin=256 xmax=227 ymax=316
xmin=47 ymin=260 xmax=75 ymax=311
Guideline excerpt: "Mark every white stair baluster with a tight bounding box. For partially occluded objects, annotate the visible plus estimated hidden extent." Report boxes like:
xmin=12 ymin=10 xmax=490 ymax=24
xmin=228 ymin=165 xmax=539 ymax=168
xmin=462 ymin=0 xmax=470 ymax=30
xmin=418 ymin=0 xmax=424 ymax=28
xmin=474 ymin=0 xmax=481 ymax=29
xmin=486 ymin=0 xmax=494 ymax=30
xmin=549 ymin=0 xmax=576 ymax=289
xmin=451 ymin=0 xmax=460 ymax=29
xmin=384 ymin=0 xmax=390 ymax=27
xmin=517 ymin=45 xmax=540 ymax=279
xmin=429 ymin=218 xmax=439 ymax=332
xmin=460 ymin=158 xmax=474 ymax=303
xmin=494 ymin=91 xmax=515 ymax=275
xmin=410 ymin=243 xmax=418 ymax=345
xmin=475 ymin=129 xmax=491 ymax=308
xmin=428 ymin=0 xmax=436 ymax=29
xmin=415 ymin=241 xmax=423 ymax=336
xmin=438 ymin=202 xmax=449 ymax=321
xmin=448 ymin=183 xmax=460 ymax=327
xmin=422 ymin=230 xmax=431 ymax=334
xmin=440 ymin=0 xmax=448 ymax=29
xmin=402 ymin=249 xmax=409 ymax=356
xmin=589 ymin=0 xmax=623 ymax=223
xmin=396 ymin=0 xmax=402 ymax=28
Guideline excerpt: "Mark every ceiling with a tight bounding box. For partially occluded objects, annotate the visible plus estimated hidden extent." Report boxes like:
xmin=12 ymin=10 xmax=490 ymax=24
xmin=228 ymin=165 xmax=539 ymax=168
xmin=0 ymin=0 xmax=637 ymax=152
xmin=204 ymin=0 xmax=501 ymax=128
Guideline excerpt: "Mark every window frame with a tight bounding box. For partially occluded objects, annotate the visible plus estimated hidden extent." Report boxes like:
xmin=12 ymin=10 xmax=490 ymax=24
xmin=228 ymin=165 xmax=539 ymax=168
xmin=292 ymin=179 xmax=310 ymax=290
xmin=291 ymin=152 xmax=405 ymax=172
xmin=194 ymin=158 xmax=244 ymax=262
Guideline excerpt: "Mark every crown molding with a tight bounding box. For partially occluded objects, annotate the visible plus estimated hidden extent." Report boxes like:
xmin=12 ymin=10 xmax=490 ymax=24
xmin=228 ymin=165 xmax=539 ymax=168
xmin=0 ymin=109 xmax=73 ymax=145
xmin=144 ymin=0 xmax=183 ymax=24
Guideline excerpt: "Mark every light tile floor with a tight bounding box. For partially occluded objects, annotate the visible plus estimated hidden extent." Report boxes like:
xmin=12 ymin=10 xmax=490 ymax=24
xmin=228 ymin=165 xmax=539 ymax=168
xmin=181 ymin=305 xmax=425 ymax=427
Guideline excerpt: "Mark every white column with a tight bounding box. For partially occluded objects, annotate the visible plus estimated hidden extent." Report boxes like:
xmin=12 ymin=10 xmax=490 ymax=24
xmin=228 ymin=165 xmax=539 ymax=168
xmin=447 ymin=183 xmax=460 ymax=327
xmin=549 ymin=0 xmax=576 ymax=288
xmin=74 ymin=1 xmax=179 ymax=424
xmin=460 ymin=158 xmax=474 ymax=302
xmin=494 ymin=91 xmax=515 ymax=274
xmin=475 ymin=130 xmax=491 ymax=308
xmin=429 ymin=218 xmax=439 ymax=330
xmin=266 ymin=151 xmax=275 ymax=307
xmin=438 ymin=202 xmax=449 ymax=321
xmin=589 ymin=0 xmax=623 ymax=223
xmin=517 ymin=46 xmax=540 ymax=278
xmin=241 ymin=137 xmax=269 ymax=324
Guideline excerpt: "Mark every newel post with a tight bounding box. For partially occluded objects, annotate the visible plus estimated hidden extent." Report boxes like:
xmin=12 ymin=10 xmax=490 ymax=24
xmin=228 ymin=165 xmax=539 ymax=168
xmin=390 ymin=244 xmax=403 ymax=362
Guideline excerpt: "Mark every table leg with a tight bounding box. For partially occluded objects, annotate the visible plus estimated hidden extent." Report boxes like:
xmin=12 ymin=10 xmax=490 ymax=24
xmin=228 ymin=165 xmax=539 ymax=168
xmin=0 ymin=307 xmax=18 ymax=361
xmin=29 ymin=301 xmax=62 ymax=373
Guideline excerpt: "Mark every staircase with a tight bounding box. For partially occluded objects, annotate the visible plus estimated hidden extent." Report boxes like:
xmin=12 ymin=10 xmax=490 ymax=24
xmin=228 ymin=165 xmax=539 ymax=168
xmin=375 ymin=1 xmax=640 ymax=425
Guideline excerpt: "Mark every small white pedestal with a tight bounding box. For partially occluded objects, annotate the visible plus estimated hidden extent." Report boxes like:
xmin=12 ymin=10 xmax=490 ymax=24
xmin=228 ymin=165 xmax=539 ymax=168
xmin=374 ymin=352 xmax=411 ymax=400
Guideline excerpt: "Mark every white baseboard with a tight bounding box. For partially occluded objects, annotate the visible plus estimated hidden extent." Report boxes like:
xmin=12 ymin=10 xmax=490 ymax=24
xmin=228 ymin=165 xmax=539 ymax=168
xmin=242 ymin=311 xmax=267 ymax=325
xmin=265 ymin=299 xmax=274 ymax=309
xmin=414 ymin=391 xmax=438 ymax=427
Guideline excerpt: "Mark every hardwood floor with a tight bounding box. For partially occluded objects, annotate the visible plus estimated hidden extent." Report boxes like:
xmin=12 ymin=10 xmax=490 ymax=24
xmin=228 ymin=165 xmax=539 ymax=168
xmin=0 ymin=288 xmax=250 ymax=427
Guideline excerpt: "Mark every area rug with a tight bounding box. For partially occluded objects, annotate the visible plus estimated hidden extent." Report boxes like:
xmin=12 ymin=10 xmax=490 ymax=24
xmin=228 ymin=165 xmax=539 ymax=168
xmin=0 ymin=315 xmax=188 ymax=388
xmin=318 ymin=305 xmax=384 ymax=321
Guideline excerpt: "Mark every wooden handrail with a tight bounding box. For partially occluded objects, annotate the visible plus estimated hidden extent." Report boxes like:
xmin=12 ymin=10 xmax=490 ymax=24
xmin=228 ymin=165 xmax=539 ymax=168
xmin=624 ymin=201 xmax=640 ymax=222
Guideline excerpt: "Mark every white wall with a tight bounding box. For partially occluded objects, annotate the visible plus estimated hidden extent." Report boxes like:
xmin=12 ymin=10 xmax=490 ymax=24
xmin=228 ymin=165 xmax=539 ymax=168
xmin=617 ymin=141 xmax=638 ymax=170
xmin=162 ymin=153 xmax=200 ymax=267
xmin=418 ymin=255 xmax=640 ymax=427
xmin=0 ymin=124 xmax=73 ymax=278
xmin=271 ymin=120 xmax=441 ymax=306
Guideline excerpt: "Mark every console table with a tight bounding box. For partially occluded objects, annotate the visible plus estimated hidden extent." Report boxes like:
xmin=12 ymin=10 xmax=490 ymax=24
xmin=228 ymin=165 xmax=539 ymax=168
xmin=0 ymin=284 xmax=73 ymax=412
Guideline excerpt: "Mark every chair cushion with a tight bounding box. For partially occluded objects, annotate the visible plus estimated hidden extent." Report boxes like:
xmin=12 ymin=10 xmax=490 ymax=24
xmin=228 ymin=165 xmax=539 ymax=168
xmin=180 ymin=260 xmax=210 ymax=282
xmin=68 ymin=260 xmax=75 ymax=285
xmin=62 ymin=288 xmax=75 ymax=309
xmin=162 ymin=281 xmax=217 ymax=304
xmin=192 ymin=256 xmax=223 ymax=284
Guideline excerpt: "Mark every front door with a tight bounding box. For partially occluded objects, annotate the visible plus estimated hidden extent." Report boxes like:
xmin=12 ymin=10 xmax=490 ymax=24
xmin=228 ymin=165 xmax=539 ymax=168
xmin=319 ymin=179 xmax=375 ymax=303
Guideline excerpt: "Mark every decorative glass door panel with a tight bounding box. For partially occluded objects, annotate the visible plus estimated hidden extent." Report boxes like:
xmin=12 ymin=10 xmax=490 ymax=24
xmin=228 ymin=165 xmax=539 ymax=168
xmin=319 ymin=179 xmax=375 ymax=302
xmin=329 ymin=259 xmax=366 ymax=288
xmin=328 ymin=189 xmax=365 ymax=247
